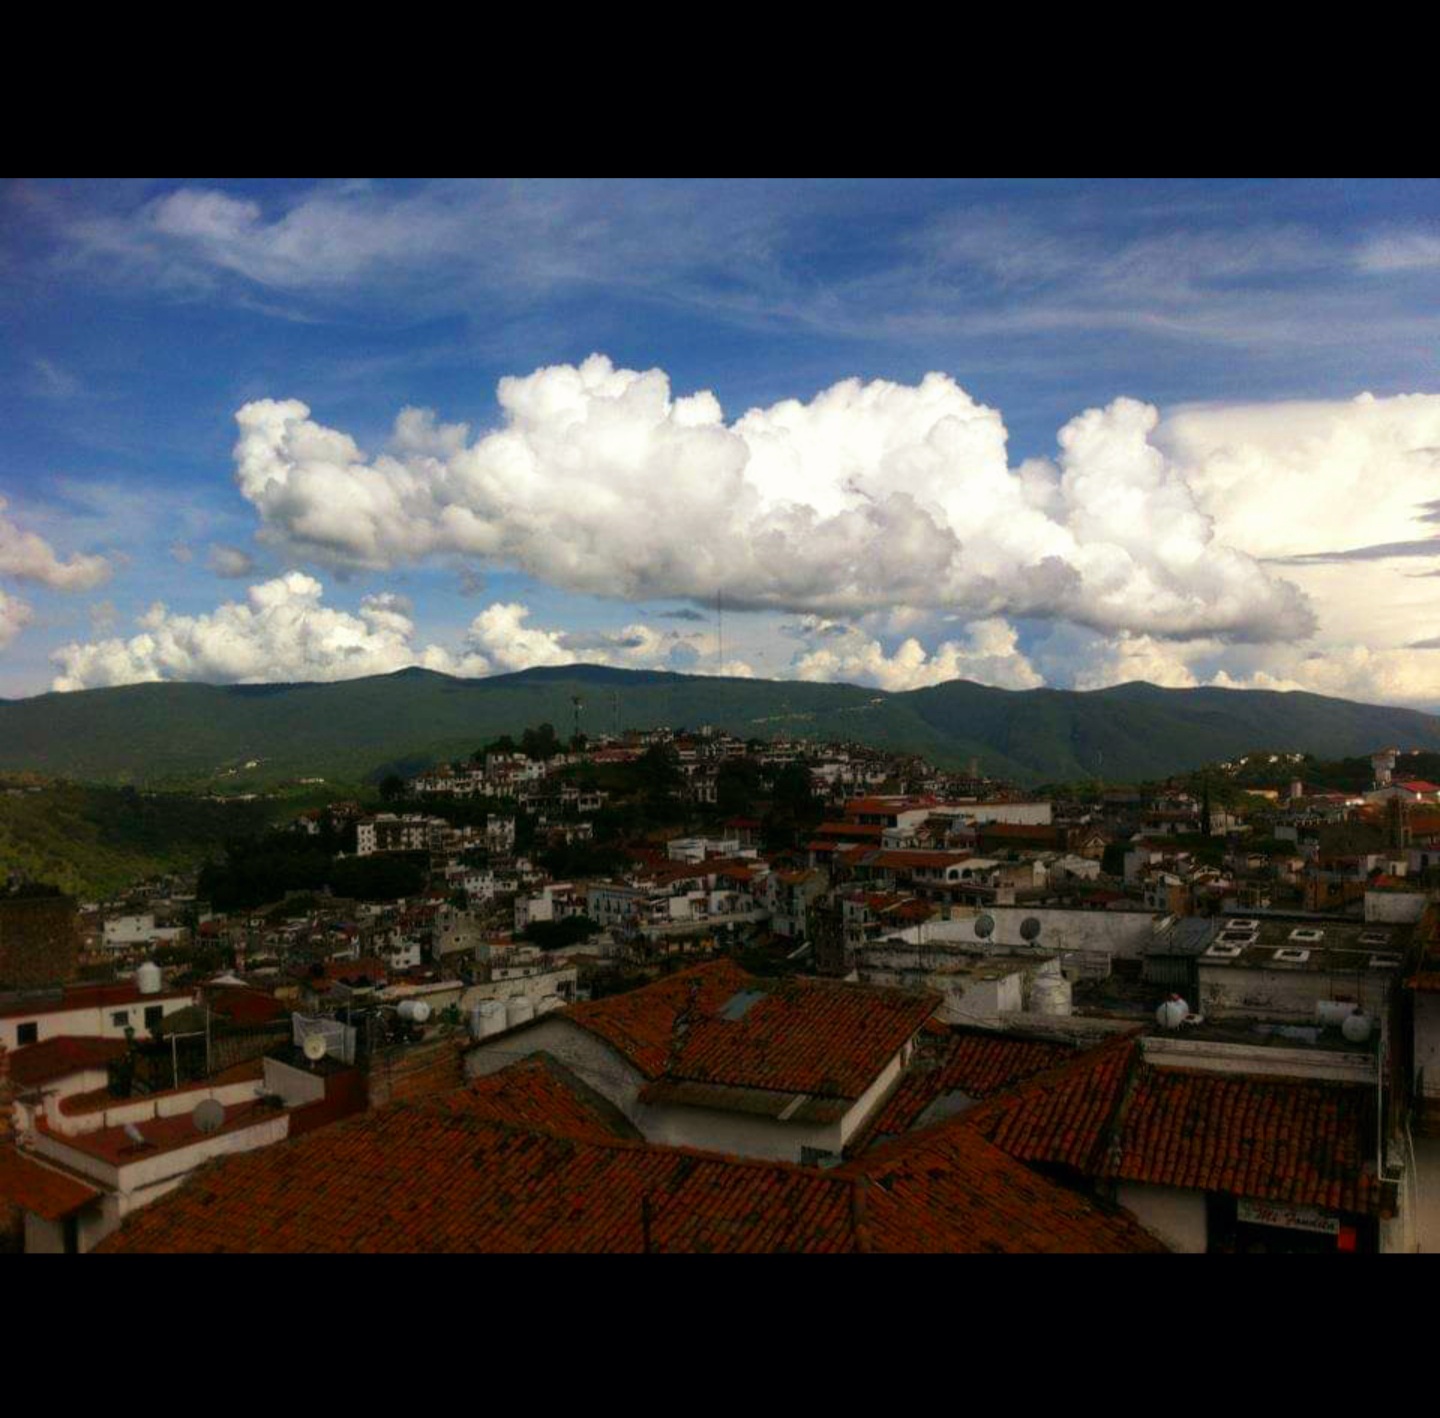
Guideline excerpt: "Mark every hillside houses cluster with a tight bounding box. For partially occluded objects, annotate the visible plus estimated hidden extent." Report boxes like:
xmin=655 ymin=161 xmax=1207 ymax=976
xmin=5 ymin=732 xmax=1440 ymax=1252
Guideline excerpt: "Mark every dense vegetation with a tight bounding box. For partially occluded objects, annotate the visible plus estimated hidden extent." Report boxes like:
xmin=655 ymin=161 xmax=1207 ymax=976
xmin=196 ymin=831 xmax=428 ymax=912
xmin=5 ymin=665 xmax=1440 ymax=790
xmin=0 ymin=781 xmax=350 ymax=899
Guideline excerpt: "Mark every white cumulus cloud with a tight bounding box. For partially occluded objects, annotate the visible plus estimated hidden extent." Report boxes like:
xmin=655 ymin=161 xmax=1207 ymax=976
xmin=792 ymin=616 xmax=1044 ymax=692
xmin=46 ymin=575 xmax=709 ymax=692
xmin=0 ymin=589 xmax=33 ymax=650
xmin=0 ymin=495 xmax=111 ymax=591
xmin=49 ymin=573 xmax=464 ymax=691
xmin=229 ymin=356 xmax=1314 ymax=644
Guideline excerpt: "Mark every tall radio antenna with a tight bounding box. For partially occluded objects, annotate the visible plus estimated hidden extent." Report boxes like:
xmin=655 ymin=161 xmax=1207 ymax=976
xmin=717 ymin=587 xmax=724 ymax=677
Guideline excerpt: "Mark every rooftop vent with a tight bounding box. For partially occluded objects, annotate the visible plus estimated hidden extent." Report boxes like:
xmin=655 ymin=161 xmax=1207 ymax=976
xmin=1227 ymin=918 xmax=1261 ymax=931
xmin=1274 ymin=947 xmax=1312 ymax=964
xmin=718 ymin=989 xmax=766 ymax=1021
xmin=1288 ymin=928 xmax=1325 ymax=945
xmin=1205 ymin=942 xmax=1245 ymax=959
xmin=1368 ymin=953 xmax=1402 ymax=970
xmin=1359 ymin=931 xmax=1391 ymax=947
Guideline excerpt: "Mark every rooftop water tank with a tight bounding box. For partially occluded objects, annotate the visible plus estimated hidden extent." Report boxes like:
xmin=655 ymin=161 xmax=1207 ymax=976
xmin=397 ymin=999 xmax=431 ymax=1025
xmin=1155 ymin=995 xmax=1190 ymax=1030
xmin=471 ymin=999 xmax=507 ymax=1039
xmin=1029 ymin=973 xmax=1073 ymax=1018
xmin=505 ymin=996 xmax=535 ymax=1030
xmin=1341 ymin=1012 xmax=1373 ymax=1044
xmin=136 ymin=961 xmax=162 ymax=996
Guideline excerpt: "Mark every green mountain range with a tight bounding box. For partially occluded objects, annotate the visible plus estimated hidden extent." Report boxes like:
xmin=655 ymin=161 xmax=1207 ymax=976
xmin=3 ymin=665 xmax=1440 ymax=789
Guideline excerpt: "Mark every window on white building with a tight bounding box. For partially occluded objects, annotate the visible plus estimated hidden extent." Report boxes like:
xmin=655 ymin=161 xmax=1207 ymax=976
xmin=17 ymin=1021 xmax=38 ymax=1046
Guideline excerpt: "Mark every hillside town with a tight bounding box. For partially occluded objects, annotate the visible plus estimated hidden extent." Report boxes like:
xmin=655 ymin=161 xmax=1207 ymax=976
xmin=4 ymin=726 xmax=1440 ymax=1254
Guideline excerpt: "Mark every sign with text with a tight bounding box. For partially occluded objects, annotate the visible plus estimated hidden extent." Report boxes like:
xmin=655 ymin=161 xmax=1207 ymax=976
xmin=1238 ymin=1198 xmax=1340 ymax=1235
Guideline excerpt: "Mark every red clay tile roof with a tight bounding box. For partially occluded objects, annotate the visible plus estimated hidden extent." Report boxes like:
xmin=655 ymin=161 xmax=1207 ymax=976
xmin=1108 ymin=1067 xmax=1382 ymax=1214
xmin=561 ymin=959 xmax=753 ymax=1078
xmin=960 ymin=1033 xmax=1143 ymax=1173
xmin=0 ymin=1144 xmax=100 ymax=1220
xmin=843 ymin=1127 xmax=1168 ymax=1255
xmin=207 ymin=988 xmax=286 ymax=1026
xmin=949 ymin=1036 xmax=1385 ymax=1216
xmin=564 ymin=960 xmax=939 ymax=1100
xmin=846 ymin=1029 xmax=1078 ymax=1157
xmin=440 ymin=1055 xmax=639 ymax=1142
xmin=7 ymin=1036 xmax=126 ymax=1089
xmin=95 ymin=1070 xmax=1163 ymax=1253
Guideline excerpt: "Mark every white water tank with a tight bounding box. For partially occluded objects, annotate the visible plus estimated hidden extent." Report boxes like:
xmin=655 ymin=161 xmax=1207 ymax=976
xmin=136 ymin=961 xmax=162 ymax=996
xmin=1029 ymin=973 xmax=1073 ymax=1018
xmin=1341 ymin=1012 xmax=1373 ymax=1044
xmin=1155 ymin=995 xmax=1190 ymax=1029
xmin=536 ymin=993 xmax=563 ymax=1015
xmin=397 ymin=999 xmax=432 ymax=1025
xmin=1316 ymin=1000 xmax=1358 ymax=1028
xmin=505 ymin=996 xmax=535 ymax=1029
xmin=471 ymin=999 xmax=507 ymax=1039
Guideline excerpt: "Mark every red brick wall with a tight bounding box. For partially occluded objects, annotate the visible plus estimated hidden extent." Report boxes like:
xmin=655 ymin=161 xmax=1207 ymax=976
xmin=366 ymin=1036 xmax=467 ymax=1109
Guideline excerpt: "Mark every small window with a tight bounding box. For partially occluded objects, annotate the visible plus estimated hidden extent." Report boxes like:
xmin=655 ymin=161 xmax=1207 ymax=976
xmin=16 ymin=1021 xmax=38 ymax=1046
xmin=111 ymin=1011 xmax=129 ymax=1027
xmin=144 ymin=1005 xmax=163 ymax=1031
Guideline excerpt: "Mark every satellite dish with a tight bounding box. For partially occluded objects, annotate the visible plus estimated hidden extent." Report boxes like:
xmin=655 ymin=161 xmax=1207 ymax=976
xmin=122 ymin=1122 xmax=147 ymax=1146
xmin=974 ymin=913 xmax=996 ymax=940
xmin=303 ymin=1033 xmax=329 ymax=1063
xmin=193 ymin=1099 xmax=225 ymax=1134
xmin=1019 ymin=917 xmax=1042 ymax=942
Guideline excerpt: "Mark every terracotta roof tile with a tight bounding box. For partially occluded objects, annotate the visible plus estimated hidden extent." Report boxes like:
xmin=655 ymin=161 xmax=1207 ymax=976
xmin=846 ymin=1029 xmax=1078 ymax=1156
xmin=565 ymin=959 xmax=939 ymax=1099
xmin=0 ymin=1144 xmax=100 ymax=1221
xmin=7 ymin=1036 xmax=126 ymax=1089
xmin=95 ymin=1062 xmax=1163 ymax=1254
xmin=1106 ymin=1067 xmax=1382 ymax=1215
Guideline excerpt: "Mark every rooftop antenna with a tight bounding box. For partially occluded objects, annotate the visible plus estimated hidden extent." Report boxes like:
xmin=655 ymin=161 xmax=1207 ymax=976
xmin=303 ymin=1032 xmax=328 ymax=1070
xmin=193 ymin=1098 xmax=225 ymax=1135
xmin=572 ymin=694 xmax=584 ymax=744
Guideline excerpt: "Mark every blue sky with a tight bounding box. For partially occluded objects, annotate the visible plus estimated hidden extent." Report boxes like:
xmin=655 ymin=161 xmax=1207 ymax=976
xmin=3 ymin=177 xmax=1440 ymax=705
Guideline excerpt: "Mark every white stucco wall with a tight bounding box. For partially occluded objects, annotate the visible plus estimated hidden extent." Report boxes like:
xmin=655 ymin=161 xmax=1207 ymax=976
xmin=908 ymin=908 xmax=1160 ymax=960
xmin=0 ymin=994 xmax=193 ymax=1051
xmin=1196 ymin=965 xmax=1392 ymax=1026
xmin=1114 ymin=1182 xmax=1208 ymax=1253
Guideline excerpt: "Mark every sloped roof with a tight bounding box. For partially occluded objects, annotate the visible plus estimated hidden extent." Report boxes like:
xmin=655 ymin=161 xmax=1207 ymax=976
xmin=961 ymin=1034 xmax=1141 ymax=1173
xmin=846 ymin=1029 xmax=1078 ymax=1157
xmin=947 ymin=1035 xmax=1386 ymax=1216
xmin=842 ymin=1127 xmax=1167 ymax=1255
xmin=1109 ymin=1067 xmax=1381 ymax=1214
xmin=564 ymin=959 xmax=939 ymax=1100
xmin=0 ymin=1145 xmax=100 ymax=1221
xmin=95 ymin=1064 xmax=1163 ymax=1254
xmin=438 ymin=1055 xmax=640 ymax=1142
xmin=7 ymin=1036 xmax=126 ymax=1089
